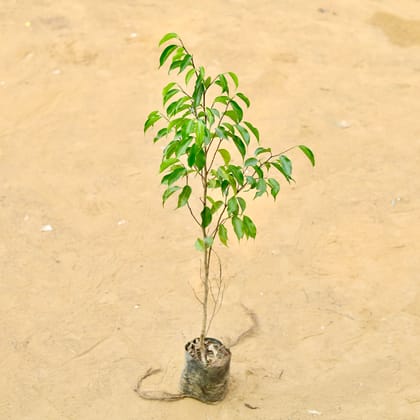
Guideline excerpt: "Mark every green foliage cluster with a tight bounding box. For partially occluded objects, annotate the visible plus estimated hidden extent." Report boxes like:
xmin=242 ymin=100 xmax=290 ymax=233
xmin=145 ymin=33 xmax=315 ymax=251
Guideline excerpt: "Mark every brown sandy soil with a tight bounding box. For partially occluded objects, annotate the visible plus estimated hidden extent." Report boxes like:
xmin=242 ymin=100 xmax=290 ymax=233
xmin=1 ymin=1 xmax=420 ymax=419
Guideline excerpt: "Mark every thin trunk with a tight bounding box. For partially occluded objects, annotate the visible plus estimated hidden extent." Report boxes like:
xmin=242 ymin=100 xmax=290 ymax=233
xmin=200 ymin=245 xmax=210 ymax=363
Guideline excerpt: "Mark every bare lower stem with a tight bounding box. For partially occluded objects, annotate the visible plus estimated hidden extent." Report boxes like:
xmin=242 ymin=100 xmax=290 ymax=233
xmin=199 ymin=244 xmax=210 ymax=363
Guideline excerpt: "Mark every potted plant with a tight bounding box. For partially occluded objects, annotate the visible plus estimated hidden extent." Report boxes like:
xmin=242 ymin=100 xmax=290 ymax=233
xmin=142 ymin=32 xmax=315 ymax=403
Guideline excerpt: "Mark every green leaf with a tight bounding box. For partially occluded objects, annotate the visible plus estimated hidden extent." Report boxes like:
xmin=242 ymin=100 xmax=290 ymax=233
xmin=237 ymin=197 xmax=246 ymax=213
xmin=215 ymin=127 xmax=228 ymax=139
xmin=224 ymin=110 xmax=239 ymax=124
xmin=179 ymin=54 xmax=192 ymax=73
xmin=195 ymin=238 xmax=205 ymax=252
xmin=232 ymin=216 xmax=244 ymax=239
xmin=228 ymin=72 xmax=239 ymax=89
xmin=205 ymin=108 xmax=215 ymax=126
xmin=163 ymin=88 xmax=179 ymax=105
xmin=215 ymin=74 xmax=229 ymax=94
xmin=210 ymin=108 xmax=220 ymax=119
xmin=243 ymin=121 xmax=260 ymax=142
xmin=153 ymin=127 xmax=168 ymax=143
xmin=163 ymin=140 xmax=178 ymax=158
xmin=230 ymin=100 xmax=243 ymax=122
xmin=236 ymin=124 xmax=250 ymax=145
xmin=279 ymin=155 xmax=292 ymax=178
xmin=181 ymin=119 xmax=194 ymax=139
xmin=218 ymin=149 xmax=231 ymax=165
xmin=161 ymin=166 xmax=186 ymax=185
xmin=254 ymin=146 xmax=271 ymax=156
xmin=267 ymin=178 xmax=280 ymax=200
xmin=254 ymin=165 xmax=264 ymax=179
xmin=242 ymin=215 xmax=257 ymax=239
xmin=223 ymin=122 xmax=235 ymax=133
xmin=159 ymin=44 xmax=177 ymax=68
xmin=236 ymin=92 xmax=250 ymax=108
xmin=204 ymin=236 xmax=214 ymax=248
xmin=162 ymin=185 xmax=181 ymax=205
xmin=195 ymin=148 xmax=206 ymax=170
xmin=193 ymin=80 xmax=204 ymax=108
xmin=185 ymin=68 xmax=196 ymax=85
xmin=254 ymin=178 xmax=267 ymax=198
xmin=144 ymin=111 xmax=161 ymax=133
xmin=246 ymin=176 xmax=257 ymax=188
xmin=227 ymin=197 xmax=239 ymax=215
xmin=210 ymin=200 xmax=223 ymax=214
xmin=177 ymin=185 xmax=192 ymax=208
xmin=162 ymin=82 xmax=177 ymax=97
xmin=214 ymin=95 xmax=230 ymax=105
xmin=201 ymin=206 xmax=212 ymax=228
xmin=299 ymin=145 xmax=315 ymax=166
xmin=218 ymin=224 xmax=228 ymax=246
xmin=195 ymin=120 xmax=205 ymax=146
xmin=169 ymin=60 xmax=182 ymax=72
xmin=217 ymin=166 xmax=230 ymax=182
xmin=232 ymin=135 xmax=246 ymax=159
xmin=176 ymin=136 xmax=193 ymax=157
xmin=159 ymin=157 xmax=179 ymax=173
xmin=228 ymin=164 xmax=244 ymax=186
xmin=159 ymin=32 xmax=179 ymax=46
xmin=166 ymin=96 xmax=189 ymax=117
xmin=244 ymin=157 xmax=258 ymax=167
xmin=187 ymin=143 xmax=197 ymax=167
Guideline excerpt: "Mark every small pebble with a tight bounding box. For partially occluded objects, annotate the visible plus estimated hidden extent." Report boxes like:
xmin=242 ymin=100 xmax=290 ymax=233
xmin=337 ymin=120 xmax=351 ymax=129
xmin=41 ymin=224 xmax=53 ymax=232
xmin=307 ymin=409 xmax=322 ymax=416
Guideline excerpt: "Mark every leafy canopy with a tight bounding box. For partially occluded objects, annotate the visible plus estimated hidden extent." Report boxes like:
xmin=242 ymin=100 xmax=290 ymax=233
xmin=145 ymin=33 xmax=315 ymax=249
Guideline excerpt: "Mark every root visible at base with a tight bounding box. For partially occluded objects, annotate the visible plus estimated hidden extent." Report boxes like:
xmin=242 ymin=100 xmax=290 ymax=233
xmin=135 ymin=304 xmax=259 ymax=403
xmin=134 ymin=368 xmax=186 ymax=402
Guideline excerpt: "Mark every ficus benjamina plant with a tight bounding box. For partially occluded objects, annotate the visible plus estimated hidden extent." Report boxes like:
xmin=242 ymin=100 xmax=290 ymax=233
xmin=145 ymin=32 xmax=315 ymax=362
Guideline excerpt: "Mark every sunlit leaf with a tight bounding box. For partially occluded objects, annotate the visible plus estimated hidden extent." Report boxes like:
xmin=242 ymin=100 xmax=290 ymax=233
xmin=159 ymin=32 xmax=179 ymax=46
xmin=232 ymin=216 xmax=244 ymax=239
xmin=218 ymin=224 xmax=228 ymax=246
xmin=216 ymin=74 xmax=229 ymax=94
xmin=254 ymin=178 xmax=267 ymax=198
xmin=230 ymin=100 xmax=243 ymax=122
xmin=162 ymin=185 xmax=181 ymax=205
xmin=232 ymin=135 xmax=246 ymax=159
xmin=218 ymin=149 xmax=231 ymax=165
xmin=161 ymin=166 xmax=186 ymax=185
xmin=201 ymin=206 xmax=212 ymax=228
xmin=195 ymin=238 xmax=205 ymax=252
xmin=228 ymin=72 xmax=239 ymax=89
xmin=267 ymin=178 xmax=280 ymax=200
xmin=237 ymin=197 xmax=246 ymax=213
xmin=159 ymin=44 xmax=177 ymax=68
xmin=144 ymin=111 xmax=161 ymax=133
xmin=299 ymin=145 xmax=315 ymax=166
xmin=177 ymin=185 xmax=192 ymax=208
xmin=159 ymin=157 xmax=179 ymax=173
xmin=254 ymin=146 xmax=270 ymax=156
xmin=242 ymin=215 xmax=257 ymax=238
xmin=236 ymin=92 xmax=250 ymax=108
xmin=244 ymin=157 xmax=258 ymax=167
xmin=185 ymin=68 xmax=195 ymax=85
xmin=236 ymin=124 xmax=250 ymax=145
xmin=195 ymin=148 xmax=206 ymax=170
xmin=243 ymin=121 xmax=260 ymax=141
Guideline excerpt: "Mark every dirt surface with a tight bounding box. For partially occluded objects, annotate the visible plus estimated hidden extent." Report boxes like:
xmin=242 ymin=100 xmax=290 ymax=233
xmin=1 ymin=1 xmax=420 ymax=419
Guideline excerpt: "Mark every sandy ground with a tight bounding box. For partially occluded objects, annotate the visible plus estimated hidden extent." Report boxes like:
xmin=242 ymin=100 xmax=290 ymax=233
xmin=1 ymin=1 xmax=420 ymax=419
